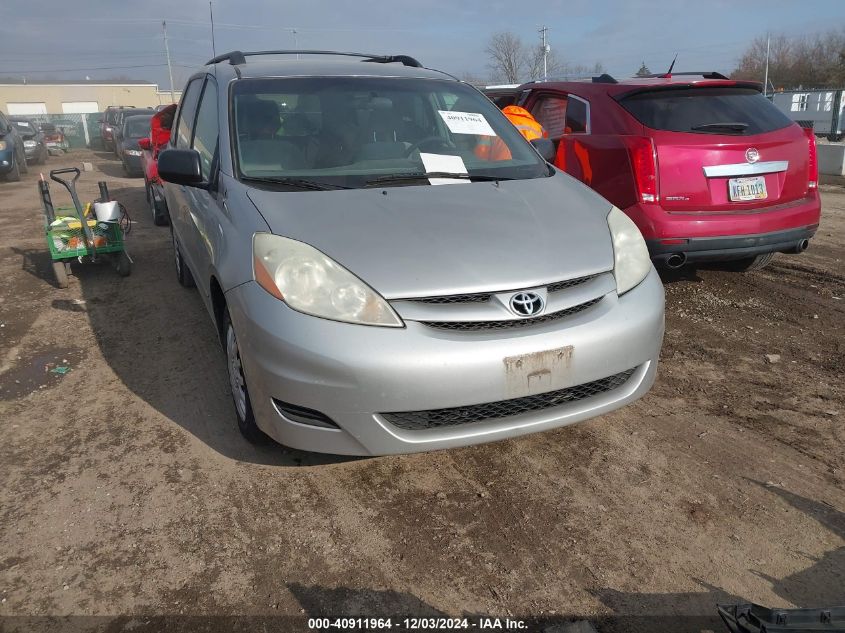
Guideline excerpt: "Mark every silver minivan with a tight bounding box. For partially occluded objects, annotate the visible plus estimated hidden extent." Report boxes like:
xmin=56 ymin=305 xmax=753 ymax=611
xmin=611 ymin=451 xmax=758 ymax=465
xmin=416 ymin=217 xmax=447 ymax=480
xmin=159 ymin=50 xmax=665 ymax=456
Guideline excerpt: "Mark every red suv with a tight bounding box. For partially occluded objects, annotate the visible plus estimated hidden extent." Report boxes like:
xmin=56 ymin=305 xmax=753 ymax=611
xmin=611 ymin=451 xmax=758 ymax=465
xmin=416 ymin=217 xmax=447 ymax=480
xmin=498 ymin=73 xmax=820 ymax=270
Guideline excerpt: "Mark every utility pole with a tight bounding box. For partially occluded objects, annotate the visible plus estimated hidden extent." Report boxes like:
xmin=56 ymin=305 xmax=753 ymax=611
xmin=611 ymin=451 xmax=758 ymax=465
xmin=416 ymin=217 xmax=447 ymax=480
xmin=763 ymin=33 xmax=770 ymax=98
xmin=539 ymin=26 xmax=550 ymax=81
xmin=162 ymin=21 xmax=175 ymax=102
xmin=209 ymin=2 xmax=217 ymax=58
xmin=292 ymin=29 xmax=299 ymax=59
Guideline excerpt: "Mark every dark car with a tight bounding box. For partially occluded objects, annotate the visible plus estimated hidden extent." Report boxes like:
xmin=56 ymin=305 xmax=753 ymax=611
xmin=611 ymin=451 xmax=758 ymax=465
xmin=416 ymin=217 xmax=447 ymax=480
xmin=0 ymin=110 xmax=28 ymax=182
xmin=494 ymin=72 xmax=821 ymax=271
xmin=113 ymin=108 xmax=155 ymax=157
xmin=9 ymin=117 xmax=48 ymax=164
xmin=120 ymin=114 xmax=153 ymax=176
xmin=100 ymin=106 xmax=134 ymax=151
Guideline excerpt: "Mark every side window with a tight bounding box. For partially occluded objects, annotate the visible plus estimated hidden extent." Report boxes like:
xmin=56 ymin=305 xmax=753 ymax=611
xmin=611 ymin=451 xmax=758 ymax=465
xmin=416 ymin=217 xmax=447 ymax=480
xmin=173 ymin=78 xmax=202 ymax=149
xmin=530 ymin=95 xmax=568 ymax=139
xmin=0 ymin=112 xmax=7 ymax=131
xmin=564 ymin=97 xmax=589 ymax=134
xmin=192 ymin=79 xmax=219 ymax=181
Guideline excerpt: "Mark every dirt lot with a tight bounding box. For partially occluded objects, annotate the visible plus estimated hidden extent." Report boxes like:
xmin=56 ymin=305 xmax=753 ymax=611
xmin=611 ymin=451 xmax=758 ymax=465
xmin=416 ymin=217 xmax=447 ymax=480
xmin=1 ymin=150 xmax=843 ymax=632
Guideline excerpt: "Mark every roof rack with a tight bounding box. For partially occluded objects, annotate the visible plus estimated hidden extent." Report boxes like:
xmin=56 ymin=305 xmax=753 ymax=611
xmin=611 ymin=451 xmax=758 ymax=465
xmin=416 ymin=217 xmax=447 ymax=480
xmin=205 ymin=50 xmax=422 ymax=68
xmin=525 ymin=73 xmax=619 ymax=85
xmin=640 ymin=71 xmax=730 ymax=80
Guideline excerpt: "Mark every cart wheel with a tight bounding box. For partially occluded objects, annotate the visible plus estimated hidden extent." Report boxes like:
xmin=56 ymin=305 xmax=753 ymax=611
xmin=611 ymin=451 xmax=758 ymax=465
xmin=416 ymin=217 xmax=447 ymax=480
xmin=53 ymin=261 xmax=69 ymax=288
xmin=116 ymin=251 xmax=132 ymax=277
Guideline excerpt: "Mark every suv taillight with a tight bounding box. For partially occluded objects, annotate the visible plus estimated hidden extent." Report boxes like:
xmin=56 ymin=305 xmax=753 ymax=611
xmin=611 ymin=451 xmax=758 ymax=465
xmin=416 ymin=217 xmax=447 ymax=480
xmin=623 ymin=136 xmax=658 ymax=203
xmin=804 ymin=127 xmax=818 ymax=190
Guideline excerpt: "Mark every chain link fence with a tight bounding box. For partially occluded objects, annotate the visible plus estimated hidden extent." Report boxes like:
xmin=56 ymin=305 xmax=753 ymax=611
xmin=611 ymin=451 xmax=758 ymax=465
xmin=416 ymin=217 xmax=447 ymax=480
xmin=25 ymin=113 xmax=103 ymax=150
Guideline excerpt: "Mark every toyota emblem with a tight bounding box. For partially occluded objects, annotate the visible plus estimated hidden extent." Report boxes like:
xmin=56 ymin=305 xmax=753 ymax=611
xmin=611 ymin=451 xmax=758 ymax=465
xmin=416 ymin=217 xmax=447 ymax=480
xmin=509 ymin=292 xmax=544 ymax=317
xmin=745 ymin=147 xmax=760 ymax=164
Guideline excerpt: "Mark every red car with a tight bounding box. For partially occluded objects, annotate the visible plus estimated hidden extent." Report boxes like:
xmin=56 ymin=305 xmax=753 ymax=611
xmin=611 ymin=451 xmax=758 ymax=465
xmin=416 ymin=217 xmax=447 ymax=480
xmin=139 ymin=104 xmax=176 ymax=226
xmin=497 ymin=72 xmax=820 ymax=271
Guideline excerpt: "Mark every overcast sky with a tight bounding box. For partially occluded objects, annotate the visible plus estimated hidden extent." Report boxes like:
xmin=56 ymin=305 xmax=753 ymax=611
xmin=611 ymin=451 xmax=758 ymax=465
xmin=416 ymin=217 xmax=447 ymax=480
xmin=1 ymin=0 xmax=843 ymax=89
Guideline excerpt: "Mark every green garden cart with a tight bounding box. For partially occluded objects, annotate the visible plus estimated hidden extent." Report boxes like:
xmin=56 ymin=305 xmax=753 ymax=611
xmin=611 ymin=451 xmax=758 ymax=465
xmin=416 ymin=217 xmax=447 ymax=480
xmin=39 ymin=167 xmax=132 ymax=288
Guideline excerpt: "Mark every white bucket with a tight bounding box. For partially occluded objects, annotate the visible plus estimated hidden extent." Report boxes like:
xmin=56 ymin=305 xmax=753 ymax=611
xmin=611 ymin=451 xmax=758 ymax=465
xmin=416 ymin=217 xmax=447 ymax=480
xmin=94 ymin=201 xmax=120 ymax=222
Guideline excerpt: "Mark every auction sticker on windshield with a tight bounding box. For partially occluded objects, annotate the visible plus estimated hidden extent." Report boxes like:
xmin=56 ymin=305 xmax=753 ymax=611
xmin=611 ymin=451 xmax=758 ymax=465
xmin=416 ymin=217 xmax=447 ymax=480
xmin=438 ymin=110 xmax=497 ymax=136
xmin=420 ymin=153 xmax=471 ymax=185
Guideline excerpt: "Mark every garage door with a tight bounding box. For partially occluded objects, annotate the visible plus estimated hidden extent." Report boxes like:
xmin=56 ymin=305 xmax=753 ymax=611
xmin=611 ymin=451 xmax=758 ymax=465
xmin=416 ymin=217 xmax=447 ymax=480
xmin=6 ymin=102 xmax=47 ymax=115
xmin=62 ymin=101 xmax=99 ymax=114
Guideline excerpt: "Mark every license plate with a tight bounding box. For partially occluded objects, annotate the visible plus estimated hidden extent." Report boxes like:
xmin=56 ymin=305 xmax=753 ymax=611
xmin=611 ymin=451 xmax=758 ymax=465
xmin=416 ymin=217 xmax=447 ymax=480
xmin=729 ymin=176 xmax=767 ymax=201
xmin=503 ymin=345 xmax=574 ymax=397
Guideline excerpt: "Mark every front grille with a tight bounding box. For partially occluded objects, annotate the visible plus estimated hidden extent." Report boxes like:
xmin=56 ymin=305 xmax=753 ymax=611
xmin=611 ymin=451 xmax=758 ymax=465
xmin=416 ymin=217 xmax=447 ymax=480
xmin=407 ymin=273 xmax=599 ymax=305
xmin=546 ymin=274 xmax=598 ymax=293
xmin=419 ymin=297 xmax=601 ymax=331
xmin=412 ymin=293 xmax=491 ymax=305
xmin=381 ymin=368 xmax=637 ymax=430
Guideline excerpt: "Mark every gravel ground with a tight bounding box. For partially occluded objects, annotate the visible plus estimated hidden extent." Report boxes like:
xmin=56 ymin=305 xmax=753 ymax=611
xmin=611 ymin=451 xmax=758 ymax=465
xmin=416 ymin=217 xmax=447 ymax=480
xmin=1 ymin=150 xmax=843 ymax=632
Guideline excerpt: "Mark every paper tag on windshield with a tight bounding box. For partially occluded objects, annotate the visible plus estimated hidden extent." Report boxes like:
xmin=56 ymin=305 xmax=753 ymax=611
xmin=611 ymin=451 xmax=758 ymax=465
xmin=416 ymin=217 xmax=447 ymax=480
xmin=438 ymin=110 xmax=497 ymax=136
xmin=420 ymin=153 xmax=470 ymax=185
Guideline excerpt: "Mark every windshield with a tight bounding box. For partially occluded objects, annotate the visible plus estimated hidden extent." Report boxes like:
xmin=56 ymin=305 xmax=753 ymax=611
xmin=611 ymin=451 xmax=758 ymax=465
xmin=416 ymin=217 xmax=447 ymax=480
xmin=231 ymin=77 xmax=548 ymax=187
xmin=619 ymin=87 xmax=793 ymax=135
xmin=12 ymin=120 xmax=35 ymax=134
xmin=125 ymin=116 xmax=152 ymax=138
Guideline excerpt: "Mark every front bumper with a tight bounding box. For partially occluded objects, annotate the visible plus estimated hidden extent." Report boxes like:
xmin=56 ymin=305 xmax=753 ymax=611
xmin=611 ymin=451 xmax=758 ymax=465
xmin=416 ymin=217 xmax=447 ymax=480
xmin=123 ymin=153 xmax=143 ymax=174
xmin=0 ymin=148 xmax=15 ymax=173
xmin=225 ymin=268 xmax=665 ymax=455
xmin=23 ymin=144 xmax=42 ymax=160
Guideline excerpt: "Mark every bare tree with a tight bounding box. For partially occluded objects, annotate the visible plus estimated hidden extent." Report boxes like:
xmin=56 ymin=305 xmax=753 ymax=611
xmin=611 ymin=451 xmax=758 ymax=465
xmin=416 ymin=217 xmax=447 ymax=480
xmin=486 ymin=32 xmax=525 ymax=83
xmin=526 ymin=46 xmax=563 ymax=81
xmin=732 ymin=28 xmax=845 ymax=89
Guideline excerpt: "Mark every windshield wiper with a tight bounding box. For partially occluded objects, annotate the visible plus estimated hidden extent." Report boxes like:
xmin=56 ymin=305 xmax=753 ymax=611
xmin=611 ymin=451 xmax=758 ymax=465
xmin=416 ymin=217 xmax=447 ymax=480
xmin=364 ymin=172 xmax=512 ymax=187
xmin=241 ymin=176 xmax=350 ymax=191
xmin=691 ymin=122 xmax=749 ymax=132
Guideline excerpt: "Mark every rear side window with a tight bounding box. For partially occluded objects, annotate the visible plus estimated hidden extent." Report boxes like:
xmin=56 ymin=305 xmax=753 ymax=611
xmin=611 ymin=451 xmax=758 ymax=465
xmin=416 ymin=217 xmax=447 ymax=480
xmin=619 ymin=87 xmax=793 ymax=135
xmin=565 ymin=97 xmax=589 ymax=133
xmin=174 ymin=78 xmax=202 ymax=149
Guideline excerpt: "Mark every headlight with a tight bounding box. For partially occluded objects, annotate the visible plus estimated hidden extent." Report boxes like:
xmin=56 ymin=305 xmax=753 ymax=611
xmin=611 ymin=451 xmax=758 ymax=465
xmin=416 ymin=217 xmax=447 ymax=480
xmin=607 ymin=206 xmax=651 ymax=295
xmin=125 ymin=149 xmax=142 ymax=156
xmin=0 ymin=141 xmax=7 ymax=151
xmin=24 ymin=140 xmax=37 ymax=148
xmin=252 ymin=233 xmax=403 ymax=327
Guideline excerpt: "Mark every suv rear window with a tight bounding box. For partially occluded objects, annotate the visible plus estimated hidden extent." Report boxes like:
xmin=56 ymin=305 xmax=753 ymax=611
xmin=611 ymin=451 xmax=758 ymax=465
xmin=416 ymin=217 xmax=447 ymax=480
xmin=619 ymin=87 xmax=793 ymax=135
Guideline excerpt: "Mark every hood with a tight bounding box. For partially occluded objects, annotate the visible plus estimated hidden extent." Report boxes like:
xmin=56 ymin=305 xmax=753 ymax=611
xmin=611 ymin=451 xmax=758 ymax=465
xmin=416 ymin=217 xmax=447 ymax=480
xmin=246 ymin=172 xmax=615 ymax=299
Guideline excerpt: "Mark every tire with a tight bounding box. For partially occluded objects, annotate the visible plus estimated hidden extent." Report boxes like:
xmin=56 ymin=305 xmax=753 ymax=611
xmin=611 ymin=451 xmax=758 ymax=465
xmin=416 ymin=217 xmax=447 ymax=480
xmin=144 ymin=179 xmax=151 ymax=203
xmin=116 ymin=250 xmax=132 ymax=277
xmin=18 ymin=148 xmax=28 ymax=174
xmin=172 ymin=228 xmax=195 ymax=288
xmin=5 ymin=153 xmax=21 ymax=181
xmin=150 ymin=189 xmax=168 ymax=226
xmin=723 ymin=252 xmax=775 ymax=272
xmin=53 ymin=261 xmax=69 ymax=288
xmin=224 ymin=308 xmax=269 ymax=444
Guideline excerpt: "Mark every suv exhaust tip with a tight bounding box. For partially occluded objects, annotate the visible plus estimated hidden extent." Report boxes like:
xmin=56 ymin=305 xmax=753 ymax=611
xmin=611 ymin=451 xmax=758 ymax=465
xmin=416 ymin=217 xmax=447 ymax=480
xmin=783 ymin=239 xmax=810 ymax=254
xmin=665 ymin=253 xmax=687 ymax=269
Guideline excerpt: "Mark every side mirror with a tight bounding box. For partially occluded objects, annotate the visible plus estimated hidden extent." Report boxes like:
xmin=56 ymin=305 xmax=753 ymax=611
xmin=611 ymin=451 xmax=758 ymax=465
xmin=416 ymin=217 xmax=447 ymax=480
xmin=158 ymin=148 xmax=204 ymax=186
xmin=137 ymin=137 xmax=151 ymax=151
xmin=531 ymin=138 xmax=556 ymax=162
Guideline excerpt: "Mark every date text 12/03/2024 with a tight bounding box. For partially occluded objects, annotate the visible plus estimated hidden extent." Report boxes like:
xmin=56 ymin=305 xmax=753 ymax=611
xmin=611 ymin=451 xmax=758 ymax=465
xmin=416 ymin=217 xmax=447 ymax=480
xmin=307 ymin=617 xmax=529 ymax=630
